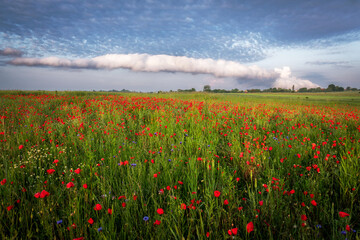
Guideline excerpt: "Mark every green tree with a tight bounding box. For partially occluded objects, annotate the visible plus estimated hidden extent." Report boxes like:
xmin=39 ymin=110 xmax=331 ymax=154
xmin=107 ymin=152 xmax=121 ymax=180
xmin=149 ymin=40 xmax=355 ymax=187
xmin=203 ymin=85 xmax=211 ymax=92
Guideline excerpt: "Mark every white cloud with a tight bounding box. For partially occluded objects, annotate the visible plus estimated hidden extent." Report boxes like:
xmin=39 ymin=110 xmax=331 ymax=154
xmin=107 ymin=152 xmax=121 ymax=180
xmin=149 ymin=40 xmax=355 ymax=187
xmin=9 ymin=53 xmax=278 ymax=80
xmin=273 ymin=67 xmax=320 ymax=90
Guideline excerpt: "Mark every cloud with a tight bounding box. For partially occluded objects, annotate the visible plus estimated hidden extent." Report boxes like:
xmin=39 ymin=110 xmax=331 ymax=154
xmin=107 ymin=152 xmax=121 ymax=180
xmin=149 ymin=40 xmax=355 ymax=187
xmin=9 ymin=53 xmax=278 ymax=80
xmin=273 ymin=67 xmax=320 ymax=90
xmin=0 ymin=47 xmax=23 ymax=57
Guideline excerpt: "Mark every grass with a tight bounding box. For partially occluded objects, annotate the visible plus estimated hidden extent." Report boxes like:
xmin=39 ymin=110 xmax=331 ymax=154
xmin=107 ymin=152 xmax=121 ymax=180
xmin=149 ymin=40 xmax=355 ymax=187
xmin=0 ymin=91 xmax=359 ymax=239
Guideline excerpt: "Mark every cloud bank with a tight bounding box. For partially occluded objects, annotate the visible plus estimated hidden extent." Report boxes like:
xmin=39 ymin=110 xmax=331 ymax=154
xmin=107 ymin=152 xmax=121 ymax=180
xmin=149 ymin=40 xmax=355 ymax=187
xmin=8 ymin=53 xmax=320 ymax=90
xmin=9 ymin=54 xmax=277 ymax=80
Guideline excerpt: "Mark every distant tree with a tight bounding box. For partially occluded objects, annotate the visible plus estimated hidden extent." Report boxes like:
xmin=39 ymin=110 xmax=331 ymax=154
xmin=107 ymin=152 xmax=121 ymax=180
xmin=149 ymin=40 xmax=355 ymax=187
xmin=327 ymin=84 xmax=336 ymax=92
xmin=203 ymin=85 xmax=211 ymax=92
xmin=298 ymin=87 xmax=308 ymax=92
xmin=292 ymin=85 xmax=295 ymax=92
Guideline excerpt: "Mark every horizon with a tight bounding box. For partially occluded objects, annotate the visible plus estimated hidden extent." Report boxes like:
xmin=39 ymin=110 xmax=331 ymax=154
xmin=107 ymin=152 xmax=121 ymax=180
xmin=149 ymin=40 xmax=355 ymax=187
xmin=1 ymin=0 xmax=360 ymax=91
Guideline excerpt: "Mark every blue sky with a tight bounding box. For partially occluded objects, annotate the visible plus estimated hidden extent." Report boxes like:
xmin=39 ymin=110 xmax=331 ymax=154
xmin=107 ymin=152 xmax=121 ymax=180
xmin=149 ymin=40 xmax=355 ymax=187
xmin=0 ymin=0 xmax=359 ymax=91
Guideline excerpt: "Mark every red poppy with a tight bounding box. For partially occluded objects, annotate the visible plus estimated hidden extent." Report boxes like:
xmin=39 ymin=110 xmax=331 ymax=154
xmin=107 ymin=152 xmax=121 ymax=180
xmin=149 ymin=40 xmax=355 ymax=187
xmin=214 ymin=190 xmax=221 ymax=198
xmin=339 ymin=211 xmax=349 ymax=218
xmin=246 ymin=222 xmax=254 ymax=233
xmin=108 ymin=208 xmax=112 ymax=215
xmin=7 ymin=205 xmax=14 ymax=211
xmin=94 ymin=204 xmax=102 ymax=211
xmin=88 ymin=218 xmax=94 ymax=224
xmin=157 ymin=208 xmax=164 ymax=215
xmin=154 ymin=220 xmax=161 ymax=225
xmin=40 ymin=190 xmax=50 ymax=198
xmin=181 ymin=203 xmax=187 ymax=210
xmin=83 ymin=184 xmax=88 ymax=189
xmin=311 ymin=200 xmax=317 ymax=206
xmin=19 ymin=145 xmax=24 ymax=150
xmin=301 ymin=215 xmax=307 ymax=221
xmin=74 ymin=168 xmax=81 ymax=174
xmin=346 ymin=225 xmax=351 ymax=232
xmin=224 ymin=199 xmax=229 ymax=205
xmin=47 ymin=169 xmax=55 ymax=174
xmin=259 ymin=200 xmax=263 ymax=206
xmin=66 ymin=182 xmax=74 ymax=188
xmin=231 ymin=228 xmax=238 ymax=235
xmin=1 ymin=178 xmax=6 ymax=185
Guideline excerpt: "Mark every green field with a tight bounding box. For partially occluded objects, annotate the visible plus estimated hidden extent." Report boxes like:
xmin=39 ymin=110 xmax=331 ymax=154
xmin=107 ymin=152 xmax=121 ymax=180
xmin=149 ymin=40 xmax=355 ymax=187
xmin=0 ymin=91 xmax=359 ymax=239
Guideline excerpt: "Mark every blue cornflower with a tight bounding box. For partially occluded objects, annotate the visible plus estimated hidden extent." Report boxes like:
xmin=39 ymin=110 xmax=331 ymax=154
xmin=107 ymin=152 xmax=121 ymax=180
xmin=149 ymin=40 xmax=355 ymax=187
xmin=57 ymin=220 xmax=63 ymax=224
xmin=143 ymin=216 xmax=149 ymax=221
xmin=341 ymin=230 xmax=346 ymax=235
xmin=98 ymin=227 xmax=103 ymax=232
xmin=168 ymin=159 xmax=171 ymax=162
xmin=131 ymin=163 xmax=136 ymax=167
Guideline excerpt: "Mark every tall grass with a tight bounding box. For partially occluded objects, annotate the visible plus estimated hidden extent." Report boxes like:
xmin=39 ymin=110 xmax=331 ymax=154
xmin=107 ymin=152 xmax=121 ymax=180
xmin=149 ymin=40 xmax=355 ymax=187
xmin=0 ymin=91 xmax=359 ymax=239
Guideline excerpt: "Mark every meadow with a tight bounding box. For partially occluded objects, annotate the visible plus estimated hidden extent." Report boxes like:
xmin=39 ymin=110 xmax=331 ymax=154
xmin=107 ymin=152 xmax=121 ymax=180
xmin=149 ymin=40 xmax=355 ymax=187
xmin=0 ymin=90 xmax=359 ymax=239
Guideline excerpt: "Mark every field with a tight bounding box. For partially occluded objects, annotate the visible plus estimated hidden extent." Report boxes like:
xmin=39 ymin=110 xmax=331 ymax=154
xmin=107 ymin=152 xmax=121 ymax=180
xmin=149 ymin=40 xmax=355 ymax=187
xmin=1 ymin=91 xmax=359 ymax=239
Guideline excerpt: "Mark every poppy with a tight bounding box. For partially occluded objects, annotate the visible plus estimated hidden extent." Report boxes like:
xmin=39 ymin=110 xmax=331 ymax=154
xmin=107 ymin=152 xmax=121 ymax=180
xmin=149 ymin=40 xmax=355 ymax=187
xmin=40 ymin=190 xmax=50 ymax=198
xmin=214 ymin=190 xmax=221 ymax=198
xmin=339 ymin=211 xmax=349 ymax=218
xmin=246 ymin=222 xmax=254 ymax=233
xmin=88 ymin=218 xmax=94 ymax=224
xmin=94 ymin=204 xmax=102 ymax=211
xmin=157 ymin=208 xmax=164 ymax=215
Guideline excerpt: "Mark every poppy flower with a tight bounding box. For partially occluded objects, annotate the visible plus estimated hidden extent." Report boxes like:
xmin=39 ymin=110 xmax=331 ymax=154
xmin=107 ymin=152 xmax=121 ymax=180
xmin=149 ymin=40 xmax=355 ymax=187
xmin=181 ymin=203 xmax=187 ymax=210
xmin=83 ymin=184 xmax=88 ymax=189
xmin=311 ymin=200 xmax=317 ymax=206
xmin=7 ymin=205 xmax=14 ymax=211
xmin=154 ymin=220 xmax=161 ymax=225
xmin=301 ymin=215 xmax=307 ymax=221
xmin=214 ymin=190 xmax=221 ymax=198
xmin=19 ymin=145 xmax=24 ymax=150
xmin=339 ymin=211 xmax=349 ymax=218
xmin=108 ymin=208 xmax=112 ymax=215
xmin=231 ymin=228 xmax=238 ymax=235
xmin=39 ymin=190 xmax=50 ymax=198
xmin=47 ymin=169 xmax=55 ymax=174
xmin=66 ymin=182 xmax=74 ymax=188
xmin=224 ymin=199 xmax=229 ymax=205
xmin=157 ymin=208 xmax=164 ymax=215
xmin=1 ymin=178 xmax=6 ymax=185
xmin=88 ymin=218 xmax=94 ymax=224
xmin=94 ymin=204 xmax=102 ymax=211
xmin=246 ymin=222 xmax=254 ymax=233
xmin=74 ymin=168 xmax=81 ymax=174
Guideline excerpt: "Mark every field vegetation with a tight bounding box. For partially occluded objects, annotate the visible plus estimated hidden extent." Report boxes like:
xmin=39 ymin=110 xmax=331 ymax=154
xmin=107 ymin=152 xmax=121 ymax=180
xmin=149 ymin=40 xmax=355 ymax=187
xmin=0 ymin=90 xmax=359 ymax=239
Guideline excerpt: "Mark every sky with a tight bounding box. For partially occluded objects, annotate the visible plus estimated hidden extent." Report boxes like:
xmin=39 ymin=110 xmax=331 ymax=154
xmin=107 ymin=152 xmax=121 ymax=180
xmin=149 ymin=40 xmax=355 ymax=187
xmin=0 ymin=0 xmax=359 ymax=92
